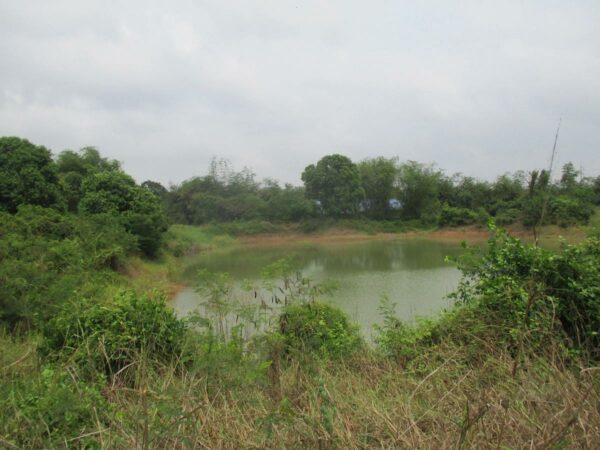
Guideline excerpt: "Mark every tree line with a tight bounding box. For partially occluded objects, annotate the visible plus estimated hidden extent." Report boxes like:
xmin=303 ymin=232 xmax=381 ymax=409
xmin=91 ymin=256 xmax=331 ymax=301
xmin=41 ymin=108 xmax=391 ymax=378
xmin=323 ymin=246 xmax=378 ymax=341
xmin=3 ymin=136 xmax=599 ymax=237
xmin=164 ymin=153 xmax=600 ymax=228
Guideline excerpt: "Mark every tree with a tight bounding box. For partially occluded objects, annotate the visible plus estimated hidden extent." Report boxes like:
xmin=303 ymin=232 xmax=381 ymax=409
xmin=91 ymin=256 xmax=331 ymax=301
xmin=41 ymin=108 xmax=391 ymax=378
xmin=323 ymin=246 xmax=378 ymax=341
xmin=560 ymin=162 xmax=579 ymax=192
xmin=141 ymin=180 xmax=168 ymax=200
xmin=301 ymin=154 xmax=364 ymax=217
xmin=56 ymin=147 xmax=121 ymax=211
xmin=0 ymin=137 xmax=63 ymax=213
xmin=259 ymin=181 xmax=316 ymax=222
xmin=358 ymin=157 xmax=398 ymax=219
xmin=80 ymin=172 xmax=167 ymax=256
xmin=395 ymin=161 xmax=443 ymax=223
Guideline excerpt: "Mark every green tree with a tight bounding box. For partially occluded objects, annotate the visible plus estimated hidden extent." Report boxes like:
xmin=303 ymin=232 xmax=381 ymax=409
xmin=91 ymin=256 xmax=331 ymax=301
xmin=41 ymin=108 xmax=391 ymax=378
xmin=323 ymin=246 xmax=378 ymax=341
xmin=301 ymin=154 xmax=364 ymax=217
xmin=80 ymin=172 xmax=167 ymax=256
xmin=56 ymin=147 xmax=121 ymax=211
xmin=141 ymin=180 xmax=168 ymax=199
xmin=0 ymin=137 xmax=63 ymax=212
xmin=259 ymin=181 xmax=316 ymax=222
xmin=396 ymin=161 xmax=443 ymax=223
xmin=560 ymin=162 xmax=579 ymax=192
xmin=358 ymin=157 xmax=398 ymax=219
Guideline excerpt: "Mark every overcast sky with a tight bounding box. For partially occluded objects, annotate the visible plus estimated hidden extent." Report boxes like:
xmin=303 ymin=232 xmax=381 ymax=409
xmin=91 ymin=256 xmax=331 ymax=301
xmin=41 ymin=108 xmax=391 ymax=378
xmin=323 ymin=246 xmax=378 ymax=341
xmin=1 ymin=1 xmax=599 ymax=186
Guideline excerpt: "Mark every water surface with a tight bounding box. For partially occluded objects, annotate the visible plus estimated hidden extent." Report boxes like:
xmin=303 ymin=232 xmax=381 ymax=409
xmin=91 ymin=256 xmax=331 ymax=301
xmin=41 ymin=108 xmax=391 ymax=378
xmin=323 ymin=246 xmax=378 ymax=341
xmin=172 ymin=238 xmax=465 ymax=338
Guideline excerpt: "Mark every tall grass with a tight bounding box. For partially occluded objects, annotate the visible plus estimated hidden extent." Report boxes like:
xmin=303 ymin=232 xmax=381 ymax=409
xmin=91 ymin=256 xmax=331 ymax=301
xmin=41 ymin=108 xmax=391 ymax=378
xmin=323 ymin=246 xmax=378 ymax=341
xmin=3 ymin=330 xmax=598 ymax=449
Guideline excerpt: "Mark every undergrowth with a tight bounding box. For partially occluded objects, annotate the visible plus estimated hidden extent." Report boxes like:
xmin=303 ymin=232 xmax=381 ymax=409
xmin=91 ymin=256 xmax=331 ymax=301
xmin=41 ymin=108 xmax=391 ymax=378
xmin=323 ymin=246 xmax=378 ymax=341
xmin=1 ymin=227 xmax=600 ymax=449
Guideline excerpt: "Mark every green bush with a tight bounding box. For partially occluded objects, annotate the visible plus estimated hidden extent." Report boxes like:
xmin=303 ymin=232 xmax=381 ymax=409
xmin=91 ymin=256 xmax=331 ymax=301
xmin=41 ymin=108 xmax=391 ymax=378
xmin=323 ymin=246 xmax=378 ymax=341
xmin=453 ymin=225 xmax=600 ymax=359
xmin=374 ymin=297 xmax=440 ymax=361
xmin=0 ymin=365 xmax=109 ymax=448
xmin=278 ymin=302 xmax=362 ymax=358
xmin=548 ymin=195 xmax=594 ymax=227
xmin=495 ymin=207 xmax=521 ymax=225
xmin=439 ymin=203 xmax=478 ymax=227
xmin=40 ymin=291 xmax=187 ymax=377
xmin=0 ymin=206 xmax=135 ymax=327
xmin=80 ymin=171 xmax=168 ymax=257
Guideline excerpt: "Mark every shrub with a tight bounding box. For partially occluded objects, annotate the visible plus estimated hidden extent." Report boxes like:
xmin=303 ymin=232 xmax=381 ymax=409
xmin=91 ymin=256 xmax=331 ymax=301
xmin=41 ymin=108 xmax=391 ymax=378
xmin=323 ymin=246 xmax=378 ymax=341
xmin=40 ymin=291 xmax=186 ymax=377
xmin=80 ymin=171 xmax=168 ymax=257
xmin=278 ymin=302 xmax=362 ymax=358
xmin=0 ymin=207 xmax=136 ymax=327
xmin=0 ymin=365 xmax=109 ymax=448
xmin=374 ymin=297 xmax=440 ymax=362
xmin=548 ymin=195 xmax=594 ymax=227
xmin=495 ymin=207 xmax=520 ymax=225
xmin=439 ymin=203 xmax=478 ymax=227
xmin=453 ymin=225 xmax=600 ymax=359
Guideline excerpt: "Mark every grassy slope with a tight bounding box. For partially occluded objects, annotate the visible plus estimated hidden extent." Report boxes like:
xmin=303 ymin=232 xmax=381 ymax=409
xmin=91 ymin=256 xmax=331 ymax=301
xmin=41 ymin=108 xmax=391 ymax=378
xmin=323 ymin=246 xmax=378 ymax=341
xmin=2 ymin=329 xmax=598 ymax=448
xmin=2 ymin=220 xmax=599 ymax=448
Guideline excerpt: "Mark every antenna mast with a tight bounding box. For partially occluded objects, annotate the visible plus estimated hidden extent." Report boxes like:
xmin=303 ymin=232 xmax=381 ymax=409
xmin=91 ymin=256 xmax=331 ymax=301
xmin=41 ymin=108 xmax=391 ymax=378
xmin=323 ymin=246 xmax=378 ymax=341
xmin=535 ymin=118 xmax=561 ymax=246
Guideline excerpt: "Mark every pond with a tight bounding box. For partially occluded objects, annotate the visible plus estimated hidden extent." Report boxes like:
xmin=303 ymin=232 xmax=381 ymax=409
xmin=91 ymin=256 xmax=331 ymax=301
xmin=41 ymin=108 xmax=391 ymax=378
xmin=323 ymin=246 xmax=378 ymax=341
xmin=172 ymin=238 xmax=469 ymax=339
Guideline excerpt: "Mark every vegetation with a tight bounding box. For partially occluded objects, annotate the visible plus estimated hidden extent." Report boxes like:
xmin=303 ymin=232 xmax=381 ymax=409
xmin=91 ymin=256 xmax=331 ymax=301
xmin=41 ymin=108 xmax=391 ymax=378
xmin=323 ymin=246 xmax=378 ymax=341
xmin=160 ymin=153 xmax=600 ymax=236
xmin=1 ymin=136 xmax=599 ymax=448
xmin=302 ymin=154 xmax=365 ymax=217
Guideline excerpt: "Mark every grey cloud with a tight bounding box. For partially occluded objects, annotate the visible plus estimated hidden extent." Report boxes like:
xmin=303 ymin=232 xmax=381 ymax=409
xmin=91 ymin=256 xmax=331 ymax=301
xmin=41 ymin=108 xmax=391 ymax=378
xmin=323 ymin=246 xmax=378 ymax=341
xmin=1 ymin=0 xmax=599 ymax=186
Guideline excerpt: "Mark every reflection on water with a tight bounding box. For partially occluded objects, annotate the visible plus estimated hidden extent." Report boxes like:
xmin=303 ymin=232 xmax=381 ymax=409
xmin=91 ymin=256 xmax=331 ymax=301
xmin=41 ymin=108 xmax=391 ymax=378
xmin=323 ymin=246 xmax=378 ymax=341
xmin=172 ymin=238 xmax=466 ymax=339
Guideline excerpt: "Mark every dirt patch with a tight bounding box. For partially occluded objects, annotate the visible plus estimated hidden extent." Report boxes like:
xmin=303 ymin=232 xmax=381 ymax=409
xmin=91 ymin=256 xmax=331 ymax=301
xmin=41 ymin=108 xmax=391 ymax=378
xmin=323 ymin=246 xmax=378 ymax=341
xmin=237 ymin=224 xmax=588 ymax=246
xmin=166 ymin=282 xmax=186 ymax=300
xmin=238 ymin=227 xmax=491 ymax=246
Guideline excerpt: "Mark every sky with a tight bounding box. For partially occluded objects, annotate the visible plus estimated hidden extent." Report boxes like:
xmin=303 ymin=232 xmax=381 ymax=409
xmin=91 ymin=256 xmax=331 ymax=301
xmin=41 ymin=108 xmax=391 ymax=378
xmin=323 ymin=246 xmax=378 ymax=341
xmin=1 ymin=1 xmax=599 ymax=186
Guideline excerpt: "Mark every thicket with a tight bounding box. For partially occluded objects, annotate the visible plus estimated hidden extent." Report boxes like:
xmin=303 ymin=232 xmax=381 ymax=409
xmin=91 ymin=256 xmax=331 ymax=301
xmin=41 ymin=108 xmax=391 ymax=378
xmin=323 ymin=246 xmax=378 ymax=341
xmin=164 ymin=155 xmax=600 ymax=232
xmin=0 ymin=137 xmax=168 ymax=328
xmin=3 ymin=226 xmax=599 ymax=448
xmin=376 ymin=225 xmax=600 ymax=365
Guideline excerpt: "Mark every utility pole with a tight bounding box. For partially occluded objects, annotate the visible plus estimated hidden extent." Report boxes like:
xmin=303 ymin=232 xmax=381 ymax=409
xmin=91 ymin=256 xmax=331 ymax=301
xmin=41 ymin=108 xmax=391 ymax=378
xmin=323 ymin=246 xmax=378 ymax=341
xmin=534 ymin=118 xmax=561 ymax=246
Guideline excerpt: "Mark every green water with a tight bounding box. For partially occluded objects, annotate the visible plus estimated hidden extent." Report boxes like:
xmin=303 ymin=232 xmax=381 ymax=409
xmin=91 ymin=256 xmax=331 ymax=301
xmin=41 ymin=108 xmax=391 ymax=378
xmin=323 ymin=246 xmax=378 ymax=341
xmin=172 ymin=238 xmax=466 ymax=339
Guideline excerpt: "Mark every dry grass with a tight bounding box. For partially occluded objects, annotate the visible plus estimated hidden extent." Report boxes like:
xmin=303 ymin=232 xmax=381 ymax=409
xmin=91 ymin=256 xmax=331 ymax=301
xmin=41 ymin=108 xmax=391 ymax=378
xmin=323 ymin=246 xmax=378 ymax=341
xmin=1 ymin=328 xmax=599 ymax=449
xmin=75 ymin=342 xmax=600 ymax=449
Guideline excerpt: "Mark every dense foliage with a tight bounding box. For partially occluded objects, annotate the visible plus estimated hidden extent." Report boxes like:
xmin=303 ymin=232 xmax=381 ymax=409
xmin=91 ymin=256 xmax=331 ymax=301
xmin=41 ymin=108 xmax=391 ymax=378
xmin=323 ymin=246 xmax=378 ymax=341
xmin=278 ymin=302 xmax=362 ymax=358
xmin=166 ymin=158 xmax=316 ymax=224
xmin=0 ymin=137 xmax=64 ymax=213
xmin=0 ymin=205 xmax=135 ymax=326
xmin=0 ymin=137 xmax=167 ymax=327
xmin=453 ymin=225 xmax=600 ymax=358
xmin=1 ymin=135 xmax=599 ymax=447
xmin=164 ymin=152 xmax=599 ymax=230
xmin=40 ymin=291 xmax=186 ymax=377
xmin=301 ymin=154 xmax=365 ymax=217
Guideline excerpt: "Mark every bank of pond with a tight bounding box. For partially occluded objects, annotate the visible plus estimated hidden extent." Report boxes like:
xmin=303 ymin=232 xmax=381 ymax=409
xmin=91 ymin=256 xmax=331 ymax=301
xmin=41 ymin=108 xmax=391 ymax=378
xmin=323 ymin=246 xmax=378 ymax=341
xmin=172 ymin=237 xmax=465 ymax=340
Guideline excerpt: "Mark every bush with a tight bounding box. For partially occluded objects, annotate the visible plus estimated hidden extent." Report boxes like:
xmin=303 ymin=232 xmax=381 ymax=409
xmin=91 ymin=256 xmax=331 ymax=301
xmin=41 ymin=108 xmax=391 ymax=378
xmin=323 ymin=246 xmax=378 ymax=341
xmin=40 ymin=291 xmax=187 ymax=377
xmin=80 ymin=171 xmax=168 ymax=257
xmin=374 ymin=297 xmax=440 ymax=362
xmin=439 ymin=203 xmax=478 ymax=227
xmin=453 ymin=225 xmax=600 ymax=359
xmin=495 ymin=207 xmax=520 ymax=225
xmin=278 ymin=302 xmax=362 ymax=358
xmin=0 ymin=365 xmax=109 ymax=448
xmin=548 ymin=195 xmax=594 ymax=227
xmin=0 ymin=206 xmax=136 ymax=327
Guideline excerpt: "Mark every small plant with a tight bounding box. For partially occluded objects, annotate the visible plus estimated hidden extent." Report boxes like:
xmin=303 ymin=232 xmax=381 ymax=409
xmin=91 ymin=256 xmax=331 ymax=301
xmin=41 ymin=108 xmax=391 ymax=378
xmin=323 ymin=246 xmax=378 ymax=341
xmin=40 ymin=290 xmax=186 ymax=378
xmin=374 ymin=296 xmax=439 ymax=362
xmin=278 ymin=302 xmax=362 ymax=358
xmin=1 ymin=365 xmax=109 ymax=448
